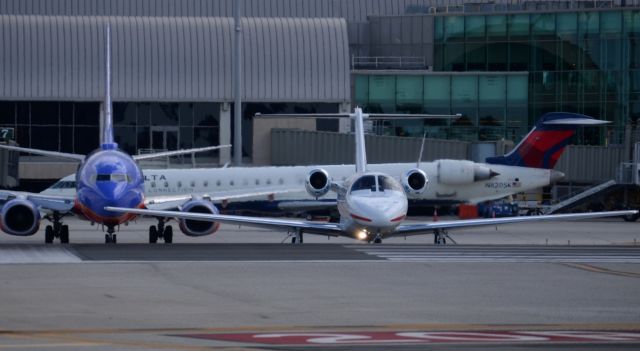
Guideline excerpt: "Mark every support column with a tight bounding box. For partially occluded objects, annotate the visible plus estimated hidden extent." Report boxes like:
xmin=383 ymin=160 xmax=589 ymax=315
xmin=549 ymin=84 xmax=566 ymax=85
xmin=219 ymin=102 xmax=231 ymax=166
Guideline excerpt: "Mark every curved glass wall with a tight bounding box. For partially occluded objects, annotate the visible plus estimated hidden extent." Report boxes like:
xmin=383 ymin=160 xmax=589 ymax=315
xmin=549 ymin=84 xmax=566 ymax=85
xmin=434 ymin=9 xmax=640 ymax=145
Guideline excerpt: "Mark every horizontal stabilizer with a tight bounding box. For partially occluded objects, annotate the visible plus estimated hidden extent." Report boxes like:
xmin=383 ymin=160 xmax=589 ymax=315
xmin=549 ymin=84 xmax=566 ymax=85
xmin=133 ymin=144 xmax=231 ymax=161
xmin=0 ymin=144 xmax=85 ymax=161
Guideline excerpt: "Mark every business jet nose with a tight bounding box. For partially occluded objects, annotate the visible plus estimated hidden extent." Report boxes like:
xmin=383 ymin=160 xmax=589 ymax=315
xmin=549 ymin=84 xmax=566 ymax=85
xmin=350 ymin=196 xmax=407 ymax=226
xmin=550 ymin=170 xmax=565 ymax=183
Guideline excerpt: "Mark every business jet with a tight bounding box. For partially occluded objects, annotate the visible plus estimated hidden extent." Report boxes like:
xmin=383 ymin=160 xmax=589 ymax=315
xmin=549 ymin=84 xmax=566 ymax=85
xmin=107 ymin=108 xmax=635 ymax=244
xmin=0 ymin=25 xmax=270 ymax=244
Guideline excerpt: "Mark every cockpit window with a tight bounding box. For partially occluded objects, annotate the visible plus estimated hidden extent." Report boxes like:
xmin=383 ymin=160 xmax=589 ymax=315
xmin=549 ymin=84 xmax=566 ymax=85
xmin=350 ymin=175 xmax=377 ymax=193
xmin=51 ymin=180 xmax=76 ymax=189
xmin=95 ymin=173 xmax=130 ymax=183
xmin=378 ymin=175 xmax=402 ymax=192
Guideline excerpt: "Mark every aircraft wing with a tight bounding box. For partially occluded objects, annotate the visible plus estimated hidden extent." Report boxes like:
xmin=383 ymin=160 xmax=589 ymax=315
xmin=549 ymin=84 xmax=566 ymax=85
xmin=144 ymin=188 xmax=303 ymax=211
xmin=276 ymin=200 xmax=337 ymax=212
xmin=0 ymin=144 xmax=85 ymax=161
xmin=132 ymin=145 xmax=230 ymax=161
xmin=393 ymin=210 xmax=637 ymax=236
xmin=0 ymin=190 xmax=76 ymax=212
xmin=106 ymin=206 xmax=343 ymax=236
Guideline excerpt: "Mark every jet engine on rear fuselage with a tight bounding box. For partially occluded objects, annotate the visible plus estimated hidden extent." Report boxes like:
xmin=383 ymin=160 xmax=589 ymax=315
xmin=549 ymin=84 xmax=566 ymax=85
xmin=305 ymin=168 xmax=331 ymax=198
xmin=437 ymin=160 xmax=498 ymax=185
xmin=0 ymin=198 xmax=41 ymax=236
xmin=402 ymin=169 xmax=429 ymax=195
xmin=178 ymin=199 xmax=220 ymax=236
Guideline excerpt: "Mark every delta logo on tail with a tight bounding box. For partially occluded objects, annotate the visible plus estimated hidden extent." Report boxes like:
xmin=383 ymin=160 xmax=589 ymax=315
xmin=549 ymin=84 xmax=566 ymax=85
xmin=486 ymin=112 xmax=608 ymax=169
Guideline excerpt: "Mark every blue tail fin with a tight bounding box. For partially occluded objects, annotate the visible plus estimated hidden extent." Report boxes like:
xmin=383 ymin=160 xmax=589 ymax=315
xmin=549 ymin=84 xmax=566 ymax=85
xmin=486 ymin=112 xmax=608 ymax=169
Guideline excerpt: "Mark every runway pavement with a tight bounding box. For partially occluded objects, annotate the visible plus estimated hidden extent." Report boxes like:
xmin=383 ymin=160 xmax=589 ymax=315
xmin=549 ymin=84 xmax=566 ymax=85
xmin=0 ymin=218 xmax=638 ymax=350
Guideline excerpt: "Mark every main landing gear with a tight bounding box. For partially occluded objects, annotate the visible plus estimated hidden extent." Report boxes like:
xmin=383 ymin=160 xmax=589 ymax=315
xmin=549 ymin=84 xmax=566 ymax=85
xmin=105 ymin=225 xmax=117 ymax=244
xmin=44 ymin=212 xmax=69 ymax=244
xmin=433 ymin=228 xmax=456 ymax=245
xmin=284 ymin=229 xmax=304 ymax=244
xmin=148 ymin=218 xmax=173 ymax=244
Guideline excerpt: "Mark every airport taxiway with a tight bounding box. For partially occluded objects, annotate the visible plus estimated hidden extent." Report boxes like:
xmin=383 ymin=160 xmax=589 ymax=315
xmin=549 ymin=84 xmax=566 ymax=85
xmin=0 ymin=218 xmax=638 ymax=350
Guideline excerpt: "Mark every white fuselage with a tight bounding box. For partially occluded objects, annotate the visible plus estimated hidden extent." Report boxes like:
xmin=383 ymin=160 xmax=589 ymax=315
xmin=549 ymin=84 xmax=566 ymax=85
xmin=336 ymin=172 xmax=408 ymax=238
xmin=42 ymin=161 xmax=553 ymax=210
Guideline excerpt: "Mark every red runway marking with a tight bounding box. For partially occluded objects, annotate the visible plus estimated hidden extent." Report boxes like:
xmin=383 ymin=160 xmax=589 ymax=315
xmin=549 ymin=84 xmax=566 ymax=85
xmin=180 ymin=330 xmax=640 ymax=345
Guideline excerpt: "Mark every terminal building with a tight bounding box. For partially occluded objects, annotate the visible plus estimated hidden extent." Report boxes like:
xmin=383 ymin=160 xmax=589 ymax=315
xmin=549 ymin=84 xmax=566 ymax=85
xmin=0 ymin=0 xmax=639 ymax=198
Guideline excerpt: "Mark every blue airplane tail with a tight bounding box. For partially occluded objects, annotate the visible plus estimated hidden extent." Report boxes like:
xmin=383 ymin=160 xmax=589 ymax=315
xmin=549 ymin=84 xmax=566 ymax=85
xmin=485 ymin=112 xmax=608 ymax=169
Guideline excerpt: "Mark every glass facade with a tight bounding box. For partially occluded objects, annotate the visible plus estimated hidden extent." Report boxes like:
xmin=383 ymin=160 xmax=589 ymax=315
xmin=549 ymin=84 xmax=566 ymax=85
xmin=433 ymin=9 xmax=640 ymax=145
xmin=353 ymin=73 xmax=529 ymax=141
xmin=0 ymin=101 xmax=220 ymax=157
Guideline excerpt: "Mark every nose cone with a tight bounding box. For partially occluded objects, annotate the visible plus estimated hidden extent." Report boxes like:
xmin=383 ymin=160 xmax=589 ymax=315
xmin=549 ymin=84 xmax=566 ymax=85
xmin=350 ymin=195 xmax=408 ymax=227
xmin=550 ymin=170 xmax=565 ymax=183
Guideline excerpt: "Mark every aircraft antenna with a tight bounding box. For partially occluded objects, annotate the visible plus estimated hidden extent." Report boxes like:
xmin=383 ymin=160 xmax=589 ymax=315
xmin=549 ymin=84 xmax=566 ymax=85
xmin=417 ymin=131 xmax=426 ymax=168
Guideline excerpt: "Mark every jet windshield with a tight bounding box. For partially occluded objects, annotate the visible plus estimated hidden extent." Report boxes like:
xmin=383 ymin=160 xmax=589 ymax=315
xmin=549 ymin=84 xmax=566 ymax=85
xmin=378 ymin=175 xmax=402 ymax=192
xmin=350 ymin=175 xmax=377 ymax=193
xmin=95 ymin=173 xmax=131 ymax=183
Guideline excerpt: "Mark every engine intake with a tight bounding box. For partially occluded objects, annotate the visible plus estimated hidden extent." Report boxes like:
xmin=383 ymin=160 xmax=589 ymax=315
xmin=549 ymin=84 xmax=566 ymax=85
xmin=437 ymin=160 xmax=499 ymax=185
xmin=178 ymin=199 xmax=220 ymax=237
xmin=305 ymin=168 xmax=331 ymax=198
xmin=402 ymin=169 xmax=428 ymax=195
xmin=0 ymin=199 xmax=41 ymax=236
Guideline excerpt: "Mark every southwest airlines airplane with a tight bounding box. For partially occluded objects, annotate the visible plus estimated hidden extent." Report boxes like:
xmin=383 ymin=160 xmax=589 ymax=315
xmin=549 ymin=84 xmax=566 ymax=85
xmin=108 ymin=108 xmax=635 ymax=244
xmin=0 ymin=25 xmax=282 ymax=244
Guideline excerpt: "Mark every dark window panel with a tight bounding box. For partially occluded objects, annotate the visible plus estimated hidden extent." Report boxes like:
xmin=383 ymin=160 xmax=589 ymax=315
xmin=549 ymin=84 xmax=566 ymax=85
xmin=74 ymin=126 xmax=99 ymax=154
xmin=0 ymin=101 xmax=15 ymax=125
xmin=74 ymin=102 xmax=99 ymax=126
xmin=60 ymin=102 xmax=73 ymax=125
xmin=194 ymin=103 xmax=219 ymax=127
xmin=465 ymin=15 xmax=485 ymax=41
xmin=113 ymin=102 xmax=137 ymax=126
xmin=466 ymin=43 xmax=486 ymax=70
xmin=486 ymin=15 xmax=507 ymax=40
xmin=444 ymin=43 xmax=465 ymax=71
xmin=60 ymin=126 xmax=73 ymax=153
xmin=560 ymin=71 xmax=579 ymax=102
xmin=558 ymin=40 xmax=579 ymax=70
xmin=194 ymin=127 xmax=219 ymax=158
xmin=136 ymin=127 xmax=150 ymax=152
xmin=31 ymin=101 xmax=58 ymax=126
xmin=487 ymin=42 xmax=507 ymax=71
xmin=151 ymin=103 xmax=179 ymax=126
xmin=532 ymin=40 xmax=558 ymax=71
xmin=31 ymin=126 xmax=59 ymax=151
xmin=16 ymin=125 xmax=30 ymax=148
xmin=114 ymin=126 xmax=137 ymax=155
xmin=179 ymin=103 xmax=194 ymax=126
xmin=509 ymin=14 xmax=530 ymax=40
xmin=16 ymin=102 xmax=29 ymax=124
xmin=509 ymin=42 xmax=530 ymax=71
xmin=579 ymin=39 xmax=602 ymax=70
xmin=531 ymin=13 xmax=555 ymax=40
xmin=179 ymin=126 xmax=193 ymax=149
xmin=137 ymin=103 xmax=151 ymax=126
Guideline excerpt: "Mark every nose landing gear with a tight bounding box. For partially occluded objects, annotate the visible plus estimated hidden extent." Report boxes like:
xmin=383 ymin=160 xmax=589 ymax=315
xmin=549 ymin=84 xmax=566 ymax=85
xmin=433 ymin=228 xmax=456 ymax=245
xmin=105 ymin=225 xmax=117 ymax=244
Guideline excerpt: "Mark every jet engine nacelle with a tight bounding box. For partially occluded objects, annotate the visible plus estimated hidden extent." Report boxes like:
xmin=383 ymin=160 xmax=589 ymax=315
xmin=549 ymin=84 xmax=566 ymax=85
xmin=437 ymin=160 xmax=498 ymax=185
xmin=178 ymin=199 xmax=220 ymax=237
xmin=402 ymin=169 xmax=429 ymax=196
xmin=0 ymin=199 xmax=41 ymax=236
xmin=305 ymin=168 xmax=331 ymax=198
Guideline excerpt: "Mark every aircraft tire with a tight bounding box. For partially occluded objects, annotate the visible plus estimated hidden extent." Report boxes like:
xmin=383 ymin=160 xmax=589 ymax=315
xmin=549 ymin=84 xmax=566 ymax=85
xmin=60 ymin=225 xmax=69 ymax=244
xmin=112 ymin=234 xmax=117 ymax=244
xmin=105 ymin=234 xmax=111 ymax=244
xmin=164 ymin=226 xmax=173 ymax=244
xmin=45 ymin=226 xmax=54 ymax=244
xmin=149 ymin=226 xmax=158 ymax=244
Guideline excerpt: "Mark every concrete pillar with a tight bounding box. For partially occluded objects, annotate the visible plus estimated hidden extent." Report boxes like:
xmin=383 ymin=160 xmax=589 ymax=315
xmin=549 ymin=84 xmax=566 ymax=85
xmin=338 ymin=102 xmax=351 ymax=133
xmin=219 ymin=102 xmax=231 ymax=166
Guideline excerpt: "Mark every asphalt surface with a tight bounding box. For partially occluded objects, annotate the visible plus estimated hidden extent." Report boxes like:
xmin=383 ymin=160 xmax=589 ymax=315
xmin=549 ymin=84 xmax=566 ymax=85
xmin=0 ymin=218 xmax=638 ymax=350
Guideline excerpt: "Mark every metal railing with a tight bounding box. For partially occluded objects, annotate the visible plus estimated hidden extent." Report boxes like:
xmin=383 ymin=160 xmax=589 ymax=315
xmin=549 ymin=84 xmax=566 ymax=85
xmin=352 ymin=56 xmax=427 ymax=70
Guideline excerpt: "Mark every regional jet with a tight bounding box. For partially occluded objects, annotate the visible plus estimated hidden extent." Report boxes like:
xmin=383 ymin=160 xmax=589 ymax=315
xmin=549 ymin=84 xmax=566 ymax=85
xmin=107 ymin=108 xmax=635 ymax=244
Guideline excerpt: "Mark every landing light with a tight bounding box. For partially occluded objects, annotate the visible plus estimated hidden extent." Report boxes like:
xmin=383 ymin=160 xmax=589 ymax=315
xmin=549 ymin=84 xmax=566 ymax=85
xmin=357 ymin=231 xmax=368 ymax=240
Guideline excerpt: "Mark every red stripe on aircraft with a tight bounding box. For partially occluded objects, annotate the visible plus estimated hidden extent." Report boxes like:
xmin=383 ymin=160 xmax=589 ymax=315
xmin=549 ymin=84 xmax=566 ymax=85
xmin=350 ymin=213 xmax=372 ymax=222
